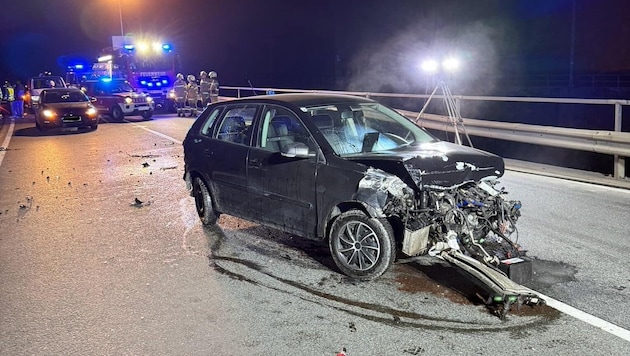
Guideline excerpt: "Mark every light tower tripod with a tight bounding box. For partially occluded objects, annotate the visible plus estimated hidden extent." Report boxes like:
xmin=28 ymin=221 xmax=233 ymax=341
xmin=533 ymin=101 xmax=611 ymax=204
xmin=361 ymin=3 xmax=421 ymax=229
xmin=415 ymin=81 xmax=473 ymax=147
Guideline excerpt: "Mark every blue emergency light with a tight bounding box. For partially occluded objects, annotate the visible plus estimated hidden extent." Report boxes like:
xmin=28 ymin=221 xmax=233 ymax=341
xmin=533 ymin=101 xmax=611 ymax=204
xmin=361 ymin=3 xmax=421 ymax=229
xmin=162 ymin=43 xmax=172 ymax=52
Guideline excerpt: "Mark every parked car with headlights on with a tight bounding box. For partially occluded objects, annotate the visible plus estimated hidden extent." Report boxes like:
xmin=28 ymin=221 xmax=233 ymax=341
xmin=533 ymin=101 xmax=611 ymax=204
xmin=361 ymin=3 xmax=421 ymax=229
xmin=81 ymin=78 xmax=154 ymax=121
xmin=35 ymin=88 xmax=99 ymax=131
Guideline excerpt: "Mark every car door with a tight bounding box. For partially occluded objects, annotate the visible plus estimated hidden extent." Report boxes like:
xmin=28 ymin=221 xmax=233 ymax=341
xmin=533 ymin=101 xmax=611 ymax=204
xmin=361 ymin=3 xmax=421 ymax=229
xmin=201 ymin=104 xmax=259 ymax=218
xmin=247 ymin=105 xmax=320 ymax=237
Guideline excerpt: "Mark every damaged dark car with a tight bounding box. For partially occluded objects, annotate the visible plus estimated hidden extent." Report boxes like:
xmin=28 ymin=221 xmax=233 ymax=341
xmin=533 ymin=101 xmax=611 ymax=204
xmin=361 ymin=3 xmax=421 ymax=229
xmin=183 ymin=93 xmax=542 ymax=313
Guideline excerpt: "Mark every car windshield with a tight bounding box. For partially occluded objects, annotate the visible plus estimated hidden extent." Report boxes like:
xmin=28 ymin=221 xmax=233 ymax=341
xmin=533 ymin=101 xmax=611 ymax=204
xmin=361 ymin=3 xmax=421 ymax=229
xmin=99 ymin=80 xmax=135 ymax=93
xmin=42 ymin=90 xmax=89 ymax=103
xmin=304 ymin=102 xmax=436 ymax=156
xmin=32 ymin=77 xmax=65 ymax=89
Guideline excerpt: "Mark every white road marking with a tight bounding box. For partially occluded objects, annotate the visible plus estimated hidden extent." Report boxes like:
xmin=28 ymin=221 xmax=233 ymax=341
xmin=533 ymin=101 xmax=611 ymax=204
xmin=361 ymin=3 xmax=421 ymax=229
xmin=132 ymin=124 xmax=183 ymax=145
xmin=0 ymin=118 xmax=15 ymax=167
xmin=535 ymin=291 xmax=630 ymax=342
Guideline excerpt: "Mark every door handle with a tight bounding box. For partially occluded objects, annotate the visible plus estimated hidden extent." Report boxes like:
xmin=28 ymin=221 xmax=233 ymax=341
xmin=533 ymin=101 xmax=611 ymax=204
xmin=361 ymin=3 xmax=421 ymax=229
xmin=248 ymin=158 xmax=262 ymax=169
xmin=203 ymin=149 xmax=212 ymax=156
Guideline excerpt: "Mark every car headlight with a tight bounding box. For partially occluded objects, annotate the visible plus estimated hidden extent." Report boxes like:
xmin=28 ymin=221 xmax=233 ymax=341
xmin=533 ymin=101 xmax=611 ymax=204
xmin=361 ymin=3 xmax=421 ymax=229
xmin=86 ymin=107 xmax=98 ymax=116
xmin=168 ymin=90 xmax=175 ymax=98
xmin=42 ymin=109 xmax=56 ymax=118
xmin=32 ymin=95 xmax=40 ymax=103
xmin=146 ymin=96 xmax=153 ymax=103
xmin=124 ymin=97 xmax=133 ymax=104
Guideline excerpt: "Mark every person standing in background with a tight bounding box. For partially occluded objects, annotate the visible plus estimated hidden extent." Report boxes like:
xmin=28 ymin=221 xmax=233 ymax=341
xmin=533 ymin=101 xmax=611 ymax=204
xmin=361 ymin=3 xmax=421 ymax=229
xmin=13 ymin=80 xmax=25 ymax=118
xmin=208 ymin=71 xmax=219 ymax=103
xmin=199 ymin=71 xmax=211 ymax=107
xmin=4 ymin=81 xmax=15 ymax=118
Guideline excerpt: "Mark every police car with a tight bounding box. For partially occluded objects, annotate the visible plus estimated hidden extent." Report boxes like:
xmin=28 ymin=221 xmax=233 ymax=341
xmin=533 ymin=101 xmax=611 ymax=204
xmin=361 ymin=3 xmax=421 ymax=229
xmin=81 ymin=78 xmax=155 ymax=121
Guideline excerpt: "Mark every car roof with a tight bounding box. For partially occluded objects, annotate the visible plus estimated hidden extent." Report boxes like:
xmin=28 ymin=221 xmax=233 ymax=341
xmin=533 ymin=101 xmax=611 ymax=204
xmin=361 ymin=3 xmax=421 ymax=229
xmin=231 ymin=93 xmax=375 ymax=107
xmin=32 ymin=76 xmax=63 ymax=80
xmin=83 ymin=78 xmax=126 ymax=83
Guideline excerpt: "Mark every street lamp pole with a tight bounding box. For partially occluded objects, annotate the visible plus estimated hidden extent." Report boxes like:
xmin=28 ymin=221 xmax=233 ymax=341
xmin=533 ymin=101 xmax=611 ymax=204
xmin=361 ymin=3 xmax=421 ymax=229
xmin=118 ymin=0 xmax=124 ymax=36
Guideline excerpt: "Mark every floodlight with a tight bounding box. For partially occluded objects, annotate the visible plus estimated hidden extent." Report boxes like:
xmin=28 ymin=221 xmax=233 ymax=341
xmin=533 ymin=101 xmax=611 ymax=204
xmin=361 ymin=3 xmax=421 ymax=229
xmin=420 ymin=59 xmax=438 ymax=73
xmin=442 ymin=57 xmax=460 ymax=72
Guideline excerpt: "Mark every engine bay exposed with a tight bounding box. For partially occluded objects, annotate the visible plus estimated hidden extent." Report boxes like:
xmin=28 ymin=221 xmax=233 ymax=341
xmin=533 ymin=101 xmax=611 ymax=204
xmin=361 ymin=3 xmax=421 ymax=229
xmin=357 ymin=167 xmax=543 ymax=317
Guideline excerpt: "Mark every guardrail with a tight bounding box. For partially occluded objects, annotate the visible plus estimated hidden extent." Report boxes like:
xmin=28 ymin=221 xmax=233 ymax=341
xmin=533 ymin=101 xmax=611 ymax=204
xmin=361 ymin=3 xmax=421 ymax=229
xmin=222 ymin=86 xmax=630 ymax=180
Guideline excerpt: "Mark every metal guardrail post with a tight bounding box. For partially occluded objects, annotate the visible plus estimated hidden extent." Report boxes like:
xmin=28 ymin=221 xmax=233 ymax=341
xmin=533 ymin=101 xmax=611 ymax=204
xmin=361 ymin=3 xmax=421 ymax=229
xmin=614 ymin=102 xmax=625 ymax=178
xmin=455 ymin=97 xmax=461 ymax=117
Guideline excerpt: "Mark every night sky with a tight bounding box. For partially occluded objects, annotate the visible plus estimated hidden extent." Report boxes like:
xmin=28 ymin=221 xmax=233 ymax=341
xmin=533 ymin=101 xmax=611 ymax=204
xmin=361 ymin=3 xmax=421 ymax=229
xmin=2 ymin=0 xmax=630 ymax=94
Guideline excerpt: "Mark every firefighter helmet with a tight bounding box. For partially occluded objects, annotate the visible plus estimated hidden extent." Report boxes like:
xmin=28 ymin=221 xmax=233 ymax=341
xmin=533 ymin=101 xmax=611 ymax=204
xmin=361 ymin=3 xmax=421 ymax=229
xmin=209 ymin=71 xmax=217 ymax=78
xmin=200 ymin=71 xmax=207 ymax=78
xmin=177 ymin=73 xmax=184 ymax=80
xmin=187 ymin=75 xmax=196 ymax=82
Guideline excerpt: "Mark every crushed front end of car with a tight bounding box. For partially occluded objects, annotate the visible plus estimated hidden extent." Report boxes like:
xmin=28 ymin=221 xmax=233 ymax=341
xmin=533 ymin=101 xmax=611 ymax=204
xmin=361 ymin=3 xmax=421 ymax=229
xmin=353 ymin=142 xmax=543 ymax=317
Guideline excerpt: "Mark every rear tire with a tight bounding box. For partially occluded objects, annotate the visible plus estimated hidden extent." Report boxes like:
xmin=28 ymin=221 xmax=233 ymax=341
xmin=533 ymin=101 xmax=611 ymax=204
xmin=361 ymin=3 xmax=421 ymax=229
xmin=329 ymin=209 xmax=396 ymax=280
xmin=193 ymin=176 xmax=219 ymax=226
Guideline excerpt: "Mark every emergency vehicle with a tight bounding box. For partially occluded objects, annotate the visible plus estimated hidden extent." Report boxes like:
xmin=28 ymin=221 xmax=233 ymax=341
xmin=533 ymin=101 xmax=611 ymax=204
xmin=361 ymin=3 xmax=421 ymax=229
xmin=65 ymin=36 xmax=180 ymax=110
xmin=81 ymin=78 xmax=154 ymax=121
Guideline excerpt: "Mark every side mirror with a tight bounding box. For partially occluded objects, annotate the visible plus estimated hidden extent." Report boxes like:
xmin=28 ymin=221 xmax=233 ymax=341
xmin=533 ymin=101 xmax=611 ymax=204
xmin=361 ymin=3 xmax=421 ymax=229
xmin=281 ymin=142 xmax=314 ymax=158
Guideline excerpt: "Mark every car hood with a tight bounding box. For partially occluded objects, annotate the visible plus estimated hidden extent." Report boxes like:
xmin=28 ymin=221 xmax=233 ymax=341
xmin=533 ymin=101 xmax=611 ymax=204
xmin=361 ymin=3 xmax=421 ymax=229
xmin=42 ymin=102 xmax=93 ymax=111
xmin=110 ymin=92 xmax=144 ymax=98
xmin=349 ymin=141 xmax=504 ymax=190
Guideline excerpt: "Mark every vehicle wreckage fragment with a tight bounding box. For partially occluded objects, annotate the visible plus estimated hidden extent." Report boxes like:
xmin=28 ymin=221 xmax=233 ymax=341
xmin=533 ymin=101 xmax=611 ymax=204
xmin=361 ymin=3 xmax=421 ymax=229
xmin=356 ymin=166 xmax=544 ymax=316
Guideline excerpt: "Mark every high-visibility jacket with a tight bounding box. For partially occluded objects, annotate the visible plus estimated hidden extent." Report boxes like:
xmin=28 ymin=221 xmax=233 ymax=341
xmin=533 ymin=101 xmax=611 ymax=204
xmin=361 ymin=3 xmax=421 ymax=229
xmin=6 ymin=87 xmax=14 ymax=101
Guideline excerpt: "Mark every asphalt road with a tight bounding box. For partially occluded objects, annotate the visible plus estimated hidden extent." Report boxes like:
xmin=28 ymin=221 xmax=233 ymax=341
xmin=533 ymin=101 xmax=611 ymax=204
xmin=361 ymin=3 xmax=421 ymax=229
xmin=1 ymin=113 xmax=629 ymax=355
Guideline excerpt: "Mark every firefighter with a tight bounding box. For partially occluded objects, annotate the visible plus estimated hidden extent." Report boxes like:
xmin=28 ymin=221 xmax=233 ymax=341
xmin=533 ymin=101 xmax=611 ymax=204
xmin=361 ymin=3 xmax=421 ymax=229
xmin=173 ymin=73 xmax=187 ymax=116
xmin=208 ymin=71 xmax=219 ymax=103
xmin=199 ymin=71 xmax=211 ymax=107
xmin=186 ymin=74 xmax=199 ymax=115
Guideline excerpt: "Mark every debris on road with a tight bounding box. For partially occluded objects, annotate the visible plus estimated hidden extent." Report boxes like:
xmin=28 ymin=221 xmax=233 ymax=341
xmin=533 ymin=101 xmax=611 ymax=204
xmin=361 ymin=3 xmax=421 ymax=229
xmin=131 ymin=198 xmax=152 ymax=208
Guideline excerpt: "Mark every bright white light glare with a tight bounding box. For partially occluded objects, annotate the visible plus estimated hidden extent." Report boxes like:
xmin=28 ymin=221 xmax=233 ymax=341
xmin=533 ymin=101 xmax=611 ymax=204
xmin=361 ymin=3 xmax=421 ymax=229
xmin=137 ymin=42 xmax=149 ymax=52
xmin=152 ymin=42 xmax=162 ymax=52
xmin=442 ymin=57 xmax=460 ymax=72
xmin=421 ymin=59 xmax=438 ymax=73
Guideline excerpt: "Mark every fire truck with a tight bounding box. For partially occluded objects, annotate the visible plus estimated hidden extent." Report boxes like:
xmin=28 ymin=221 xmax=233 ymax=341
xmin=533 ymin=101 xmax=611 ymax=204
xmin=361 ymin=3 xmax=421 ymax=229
xmin=67 ymin=36 xmax=181 ymax=110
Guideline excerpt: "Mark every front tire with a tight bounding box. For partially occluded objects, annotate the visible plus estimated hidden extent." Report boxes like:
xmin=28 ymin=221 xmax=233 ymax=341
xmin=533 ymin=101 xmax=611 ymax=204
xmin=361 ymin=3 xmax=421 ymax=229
xmin=111 ymin=105 xmax=124 ymax=121
xmin=141 ymin=110 xmax=153 ymax=120
xmin=328 ymin=209 xmax=396 ymax=280
xmin=193 ymin=176 xmax=219 ymax=226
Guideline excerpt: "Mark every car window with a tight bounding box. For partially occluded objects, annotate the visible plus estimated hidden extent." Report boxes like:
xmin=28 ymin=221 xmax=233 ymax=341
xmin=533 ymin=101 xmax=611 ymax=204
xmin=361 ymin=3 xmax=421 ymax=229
xmin=306 ymin=102 xmax=435 ymax=156
xmin=200 ymin=107 xmax=224 ymax=136
xmin=258 ymin=105 xmax=316 ymax=154
xmin=33 ymin=78 xmax=64 ymax=90
xmin=214 ymin=105 xmax=257 ymax=145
